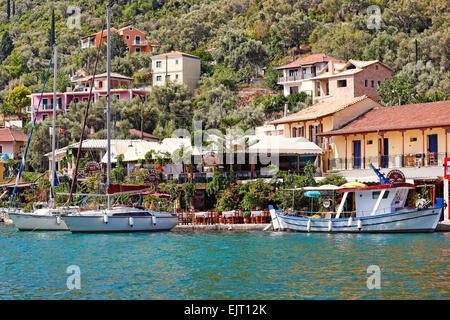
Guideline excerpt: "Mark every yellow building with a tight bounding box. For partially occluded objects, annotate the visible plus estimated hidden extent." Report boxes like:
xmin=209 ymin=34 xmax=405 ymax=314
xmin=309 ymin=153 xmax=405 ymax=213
xmin=151 ymin=51 xmax=201 ymax=90
xmin=318 ymin=100 xmax=450 ymax=172
xmin=270 ymin=95 xmax=382 ymax=171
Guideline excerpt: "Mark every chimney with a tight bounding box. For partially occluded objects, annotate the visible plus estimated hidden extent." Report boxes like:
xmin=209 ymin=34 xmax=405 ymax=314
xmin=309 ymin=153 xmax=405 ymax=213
xmin=284 ymin=103 xmax=288 ymax=117
xmin=329 ymin=60 xmax=335 ymax=75
xmin=90 ymin=126 xmax=95 ymax=136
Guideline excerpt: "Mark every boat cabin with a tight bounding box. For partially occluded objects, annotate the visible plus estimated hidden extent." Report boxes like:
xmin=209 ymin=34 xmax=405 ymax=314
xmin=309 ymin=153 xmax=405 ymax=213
xmin=336 ymin=183 xmax=415 ymax=218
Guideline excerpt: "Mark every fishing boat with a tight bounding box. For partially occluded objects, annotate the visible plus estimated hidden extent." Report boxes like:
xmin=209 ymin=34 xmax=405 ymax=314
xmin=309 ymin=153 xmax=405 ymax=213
xmin=8 ymin=45 xmax=81 ymax=231
xmin=60 ymin=6 xmax=177 ymax=233
xmin=269 ymin=165 xmax=446 ymax=233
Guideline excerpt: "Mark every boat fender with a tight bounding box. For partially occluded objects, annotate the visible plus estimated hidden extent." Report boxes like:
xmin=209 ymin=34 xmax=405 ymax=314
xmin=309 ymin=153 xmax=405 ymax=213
xmin=328 ymin=219 xmax=332 ymax=231
xmin=306 ymin=219 xmax=311 ymax=232
xmin=56 ymin=216 xmax=61 ymax=225
xmin=151 ymin=215 xmax=156 ymax=226
xmin=347 ymin=216 xmax=353 ymax=227
xmin=357 ymin=219 xmax=362 ymax=230
xmin=103 ymin=215 xmax=108 ymax=224
xmin=129 ymin=217 xmax=134 ymax=227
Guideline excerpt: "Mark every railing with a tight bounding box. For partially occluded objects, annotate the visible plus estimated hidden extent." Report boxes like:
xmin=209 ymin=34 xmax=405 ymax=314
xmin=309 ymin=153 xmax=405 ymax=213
xmin=278 ymin=74 xmax=314 ymax=83
xmin=28 ymin=104 xmax=62 ymax=113
xmin=327 ymin=153 xmax=447 ymax=171
xmin=132 ymin=40 xmax=148 ymax=46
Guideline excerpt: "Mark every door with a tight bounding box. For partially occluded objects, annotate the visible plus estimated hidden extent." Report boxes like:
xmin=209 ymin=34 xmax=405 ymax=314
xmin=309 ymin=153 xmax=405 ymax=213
xmin=383 ymin=138 xmax=389 ymax=168
xmin=428 ymin=134 xmax=438 ymax=165
xmin=353 ymin=140 xmax=361 ymax=169
xmin=379 ymin=138 xmax=389 ymax=168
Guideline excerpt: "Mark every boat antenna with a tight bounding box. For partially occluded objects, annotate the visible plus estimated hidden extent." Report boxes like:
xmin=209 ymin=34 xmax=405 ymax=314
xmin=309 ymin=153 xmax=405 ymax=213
xmin=8 ymin=55 xmax=54 ymax=208
xmin=67 ymin=17 xmax=106 ymax=205
xmin=370 ymin=163 xmax=390 ymax=185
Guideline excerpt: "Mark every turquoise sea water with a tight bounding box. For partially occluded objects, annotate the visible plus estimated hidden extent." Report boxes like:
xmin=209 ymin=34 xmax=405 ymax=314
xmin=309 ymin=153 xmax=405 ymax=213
xmin=0 ymin=223 xmax=448 ymax=300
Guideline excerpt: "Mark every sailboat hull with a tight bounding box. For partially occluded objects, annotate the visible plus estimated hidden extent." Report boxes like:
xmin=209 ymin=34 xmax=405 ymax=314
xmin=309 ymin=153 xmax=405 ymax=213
xmin=62 ymin=213 xmax=178 ymax=233
xmin=270 ymin=207 xmax=443 ymax=233
xmin=9 ymin=213 xmax=69 ymax=231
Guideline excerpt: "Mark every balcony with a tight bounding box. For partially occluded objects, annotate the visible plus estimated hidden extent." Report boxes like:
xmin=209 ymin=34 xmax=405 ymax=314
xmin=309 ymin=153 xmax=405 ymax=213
xmin=132 ymin=40 xmax=148 ymax=46
xmin=27 ymin=104 xmax=62 ymax=113
xmin=278 ymin=74 xmax=314 ymax=84
xmin=327 ymin=153 xmax=446 ymax=172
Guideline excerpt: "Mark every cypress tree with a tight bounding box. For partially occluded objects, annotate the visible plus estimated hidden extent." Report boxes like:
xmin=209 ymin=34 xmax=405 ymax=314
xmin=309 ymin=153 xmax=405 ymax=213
xmin=12 ymin=0 xmax=15 ymax=16
xmin=48 ymin=9 xmax=55 ymax=46
xmin=0 ymin=31 xmax=14 ymax=61
xmin=7 ymin=0 xmax=10 ymax=20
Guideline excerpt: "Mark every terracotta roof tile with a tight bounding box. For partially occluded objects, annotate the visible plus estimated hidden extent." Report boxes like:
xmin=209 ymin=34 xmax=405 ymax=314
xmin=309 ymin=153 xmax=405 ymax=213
xmin=276 ymin=54 xmax=344 ymax=70
xmin=271 ymin=95 xmax=379 ymax=124
xmin=320 ymin=100 xmax=450 ymax=136
xmin=0 ymin=127 xmax=27 ymax=142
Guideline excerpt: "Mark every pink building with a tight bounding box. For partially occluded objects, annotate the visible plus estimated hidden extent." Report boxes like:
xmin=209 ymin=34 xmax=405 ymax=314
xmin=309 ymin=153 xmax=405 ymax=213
xmin=277 ymin=54 xmax=344 ymax=96
xmin=28 ymin=73 xmax=148 ymax=122
xmin=311 ymin=59 xmax=393 ymax=103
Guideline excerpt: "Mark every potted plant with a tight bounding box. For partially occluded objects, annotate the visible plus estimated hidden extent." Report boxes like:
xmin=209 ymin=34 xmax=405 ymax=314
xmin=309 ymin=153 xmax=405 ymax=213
xmin=243 ymin=210 xmax=251 ymax=224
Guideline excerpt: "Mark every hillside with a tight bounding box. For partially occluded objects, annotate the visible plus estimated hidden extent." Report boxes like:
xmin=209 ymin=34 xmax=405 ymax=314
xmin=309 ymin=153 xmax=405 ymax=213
xmin=0 ymin=0 xmax=448 ymax=171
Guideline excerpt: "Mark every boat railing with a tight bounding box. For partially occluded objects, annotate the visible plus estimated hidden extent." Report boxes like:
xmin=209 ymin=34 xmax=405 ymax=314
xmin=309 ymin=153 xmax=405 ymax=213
xmin=284 ymin=207 xmax=410 ymax=218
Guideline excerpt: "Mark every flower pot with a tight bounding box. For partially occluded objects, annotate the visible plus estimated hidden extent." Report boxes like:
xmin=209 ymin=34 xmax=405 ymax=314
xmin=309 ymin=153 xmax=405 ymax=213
xmin=244 ymin=218 xmax=249 ymax=224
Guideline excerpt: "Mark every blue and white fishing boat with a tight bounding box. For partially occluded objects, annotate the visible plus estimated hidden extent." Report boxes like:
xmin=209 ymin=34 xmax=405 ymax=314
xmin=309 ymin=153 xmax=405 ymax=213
xmin=269 ymin=166 xmax=446 ymax=233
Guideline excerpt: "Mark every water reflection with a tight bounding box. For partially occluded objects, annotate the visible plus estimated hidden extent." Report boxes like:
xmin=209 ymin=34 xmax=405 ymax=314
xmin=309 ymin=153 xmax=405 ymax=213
xmin=0 ymin=225 xmax=448 ymax=299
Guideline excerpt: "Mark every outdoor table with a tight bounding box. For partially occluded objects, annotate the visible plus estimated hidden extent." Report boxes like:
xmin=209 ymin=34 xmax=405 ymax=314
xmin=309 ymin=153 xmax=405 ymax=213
xmin=194 ymin=211 xmax=208 ymax=224
xmin=251 ymin=210 xmax=264 ymax=224
xmin=222 ymin=210 xmax=239 ymax=224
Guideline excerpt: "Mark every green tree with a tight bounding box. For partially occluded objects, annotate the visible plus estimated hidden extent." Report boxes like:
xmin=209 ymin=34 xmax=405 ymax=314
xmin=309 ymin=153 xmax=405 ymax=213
xmin=6 ymin=84 xmax=31 ymax=116
xmin=272 ymin=11 xmax=316 ymax=49
xmin=377 ymin=75 xmax=418 ymax=106
xmin=310 ymin=24 xmax=372 ymax=60
xmin=213 ymin=29 xmax=269 ymax=75
xmin=48 ymin=9 xmax=55 ymax=46
xmin=0 ymin=31 xmax=14 ymax=61
xmin=148 ymin=82 xmax=194 ymax=130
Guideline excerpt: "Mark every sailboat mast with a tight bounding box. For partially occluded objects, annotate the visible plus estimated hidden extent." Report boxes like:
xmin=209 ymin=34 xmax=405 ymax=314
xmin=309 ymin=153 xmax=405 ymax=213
xmin=107 ymin=4 xmax=112 ymax=210
xmin=51 ymin=44 xmax=57 ymax=205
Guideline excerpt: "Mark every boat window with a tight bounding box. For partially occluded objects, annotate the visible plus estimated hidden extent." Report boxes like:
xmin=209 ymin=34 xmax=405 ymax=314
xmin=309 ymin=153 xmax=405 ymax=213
xmin=372 ymin=191 xmax=389 ymax=199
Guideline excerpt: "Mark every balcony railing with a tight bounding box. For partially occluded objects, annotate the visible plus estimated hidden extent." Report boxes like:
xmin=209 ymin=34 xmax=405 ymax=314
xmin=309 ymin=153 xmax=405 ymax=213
xmin=132 ymin=40 xmax=148 ymax=46
xmin=327 ymin=153 xmax=446 ymax=171
xmin=28 ymin=104 xmax=62 ymax=113
xmin=278 ymin=74 xmax=314 ymax=84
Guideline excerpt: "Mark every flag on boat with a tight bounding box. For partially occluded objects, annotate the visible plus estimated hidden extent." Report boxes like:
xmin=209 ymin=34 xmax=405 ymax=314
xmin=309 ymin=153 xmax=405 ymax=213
xmin=155 ymin=165 xmax=162 ymax=170
xmin=114 ymin=121 xmax=122 ymax=128
xmin=59 ymin=128 xmax=66 ymax=133
xmin=53 ymin=170 xmax=60 ymax=187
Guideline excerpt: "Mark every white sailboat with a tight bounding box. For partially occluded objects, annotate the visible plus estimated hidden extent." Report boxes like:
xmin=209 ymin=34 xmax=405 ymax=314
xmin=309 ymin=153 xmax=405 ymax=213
xmin=61 ymin=5 xmax=177 ymax=233
xmin=9 ymin=45 xmax=80 ymax=231
xmin=269 ymin=166 xmax=446 ymax=233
